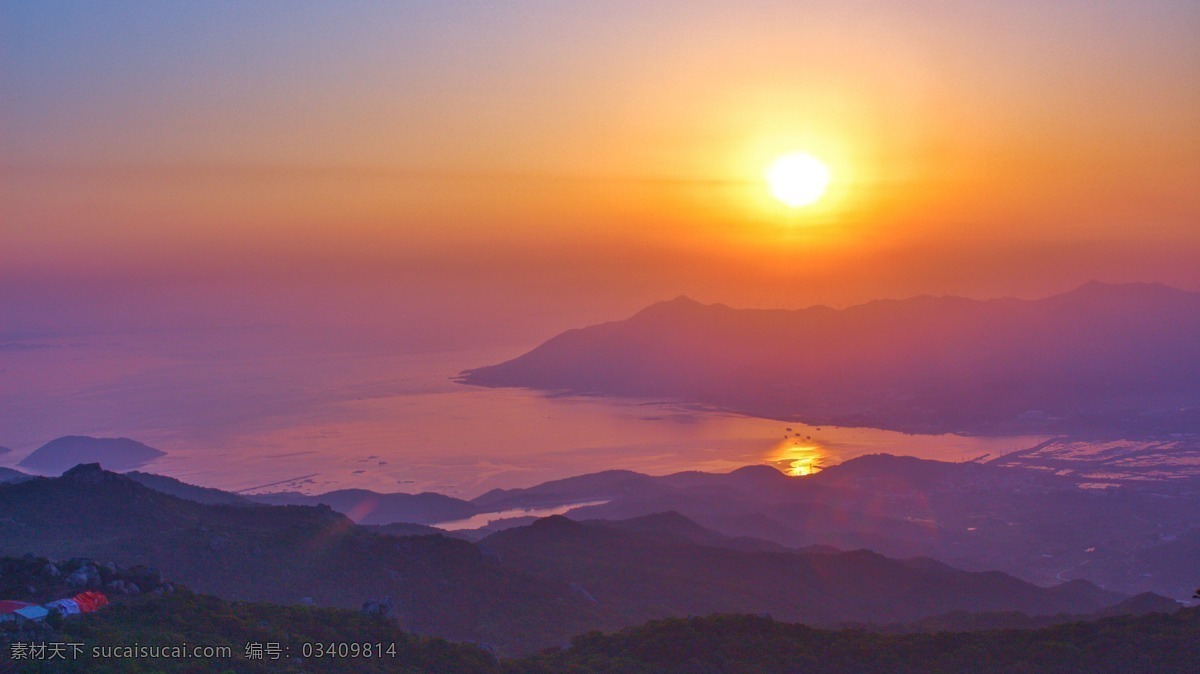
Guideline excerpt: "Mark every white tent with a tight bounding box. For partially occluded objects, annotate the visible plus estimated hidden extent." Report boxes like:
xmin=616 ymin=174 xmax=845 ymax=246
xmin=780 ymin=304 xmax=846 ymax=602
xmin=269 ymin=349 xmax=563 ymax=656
xmin=45 ymin=598 xmax=81 ymax=616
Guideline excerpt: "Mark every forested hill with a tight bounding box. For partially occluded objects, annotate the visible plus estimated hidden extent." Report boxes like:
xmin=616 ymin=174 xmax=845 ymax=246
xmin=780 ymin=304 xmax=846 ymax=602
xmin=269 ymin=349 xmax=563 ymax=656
xmin=0 ymin=465 xmax=1187 ymax=658
xmin=9 ymin=593 xmax=1193 ymax=673
xmin=510 ymin=610 xmax=1200 ymax=674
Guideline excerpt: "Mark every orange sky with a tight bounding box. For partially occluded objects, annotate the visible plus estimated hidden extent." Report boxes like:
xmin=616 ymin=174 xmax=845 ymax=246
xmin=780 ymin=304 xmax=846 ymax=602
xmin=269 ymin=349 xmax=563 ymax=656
xmin=3 ymin=1 xmax=1199 ymax=341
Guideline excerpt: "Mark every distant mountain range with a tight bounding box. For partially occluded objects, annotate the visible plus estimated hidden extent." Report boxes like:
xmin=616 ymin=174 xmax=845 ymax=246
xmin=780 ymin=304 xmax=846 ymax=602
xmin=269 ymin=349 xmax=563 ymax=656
xmin=459 ymin=282 xmax=1200 ymax=436
xmin=470 ymin=454 xmax=1200 ymax=600
xmin=247 ymin=488 xmax=478 ymax=525
xmin=0 ymin=463 xmax=1168 ymax=653
xmin=479 ymin=514 xmax=1123 ymax=626
xmin=122 ymin=451 xmax=1200 ymax=600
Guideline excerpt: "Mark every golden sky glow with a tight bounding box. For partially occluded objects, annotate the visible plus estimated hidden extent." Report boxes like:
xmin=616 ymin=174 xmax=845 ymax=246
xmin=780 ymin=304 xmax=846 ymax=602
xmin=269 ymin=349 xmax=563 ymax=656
xmin=3 ymin=1 xmax=1199 ymax=336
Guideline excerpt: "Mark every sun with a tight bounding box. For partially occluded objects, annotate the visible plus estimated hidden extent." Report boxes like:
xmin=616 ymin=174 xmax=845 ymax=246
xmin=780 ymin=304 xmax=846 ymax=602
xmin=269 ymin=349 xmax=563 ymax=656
xmin=766 ymin=152 xmax=830 ymax=207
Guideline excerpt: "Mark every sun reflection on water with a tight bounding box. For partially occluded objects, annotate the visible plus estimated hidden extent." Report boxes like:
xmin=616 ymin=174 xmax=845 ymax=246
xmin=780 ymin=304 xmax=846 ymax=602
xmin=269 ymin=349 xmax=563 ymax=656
xmin=771 ymin=439 xmax=831 ymax=476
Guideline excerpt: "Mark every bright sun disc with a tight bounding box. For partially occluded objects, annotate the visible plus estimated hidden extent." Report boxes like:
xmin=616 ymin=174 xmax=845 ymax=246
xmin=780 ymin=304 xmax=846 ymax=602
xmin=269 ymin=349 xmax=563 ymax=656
xmin=766 ymin=153 xmax=830 ymax=207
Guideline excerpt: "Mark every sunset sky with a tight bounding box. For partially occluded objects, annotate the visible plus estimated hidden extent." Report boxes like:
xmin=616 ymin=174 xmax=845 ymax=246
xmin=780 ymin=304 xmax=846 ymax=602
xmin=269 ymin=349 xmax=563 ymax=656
xmin=3 ymin=1 xmax=1199 ymax=348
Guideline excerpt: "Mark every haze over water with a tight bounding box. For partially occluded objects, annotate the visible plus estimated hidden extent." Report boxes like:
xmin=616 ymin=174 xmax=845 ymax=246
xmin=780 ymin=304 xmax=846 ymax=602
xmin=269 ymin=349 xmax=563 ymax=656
xmin=0 ymin=331 xmax=1045 ymax=498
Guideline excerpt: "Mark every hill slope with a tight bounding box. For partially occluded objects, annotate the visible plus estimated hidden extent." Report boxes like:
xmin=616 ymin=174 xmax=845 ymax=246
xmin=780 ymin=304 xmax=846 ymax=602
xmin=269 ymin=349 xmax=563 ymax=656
xmin=460 ymin=283 xmax=1200 ymax=435
xmin=0 ymin=464 xmax=600 ymax=652
xmin=476 ymin=455 xmax=1200 ymax=600
xmin=0 ymin=556 xmax=499 ymax=674
xmin=480 ymin=516 xmax=1125 ymax=628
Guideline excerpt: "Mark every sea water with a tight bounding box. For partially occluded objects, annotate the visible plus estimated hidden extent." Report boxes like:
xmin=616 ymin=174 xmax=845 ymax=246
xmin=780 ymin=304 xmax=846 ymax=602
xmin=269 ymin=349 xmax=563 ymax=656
xmin=0 ymin=338 xmax=1047 ymax=498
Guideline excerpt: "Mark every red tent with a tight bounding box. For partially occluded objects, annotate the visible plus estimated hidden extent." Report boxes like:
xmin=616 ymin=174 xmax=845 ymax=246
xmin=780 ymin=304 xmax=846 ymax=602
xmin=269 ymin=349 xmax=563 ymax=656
xmin=0 ymin=600 xmax=34 ymax=614
xmin=72 ymin=591 xmax=109 ymax=613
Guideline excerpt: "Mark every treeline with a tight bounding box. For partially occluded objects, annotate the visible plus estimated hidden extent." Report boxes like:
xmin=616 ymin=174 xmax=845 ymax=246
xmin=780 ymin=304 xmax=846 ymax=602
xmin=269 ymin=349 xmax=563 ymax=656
xmin=7 ymin=596 xmax=1197 ymax=673
xmin=11 ymin=590 xmax=497 ymax=674
xmin=507 ymin=612 xmax=1199 ymax=674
